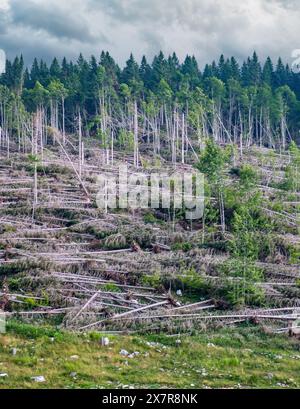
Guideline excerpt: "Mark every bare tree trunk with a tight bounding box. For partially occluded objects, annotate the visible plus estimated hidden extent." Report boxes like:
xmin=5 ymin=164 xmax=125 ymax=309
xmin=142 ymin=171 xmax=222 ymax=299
xmin=62 ymin=97 xmax=65 ymax=145
xmin=111 ymin=129 xmax=114 ymax=165
xmin=219 ymin=187 xmax=225 ymax=234
xmin=181 ymin=113 xmax=185 ymax=164
xmin=239 ymin=107 xmax=243 ymax=157
xmin=133 ymin=100 xmax=139 ymax=168
xmin=32 ymin=111 xmax=40 ymax=214
xmin=78 ymin=112 xmax=82 ymax=178
xmin=172 ymin=109 xmax=177 ymax=166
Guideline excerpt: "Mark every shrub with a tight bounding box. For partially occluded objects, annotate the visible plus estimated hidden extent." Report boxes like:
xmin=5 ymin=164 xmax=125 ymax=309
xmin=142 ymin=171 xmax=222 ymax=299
xmin=217 ymin=259 xmax=265 ymax=307
xmin=141 ymin=272 xmax=163 ymax=289
xmin=238 ymin=164 xmax=258 ymax=188
xmin=176 ymin=268 xmax=209 ymax=297
xmin=196 ymin=138 xmax=227 ymax=182
xmin=143 ymin=212 xmax=159 ymax=224
xmin=104 ymin=233 xmax=127 ymax=250
xmin=171 ymin=242 xmax=193 ymax=252
xmin=101 ymin=283 xmax=122 ymax=292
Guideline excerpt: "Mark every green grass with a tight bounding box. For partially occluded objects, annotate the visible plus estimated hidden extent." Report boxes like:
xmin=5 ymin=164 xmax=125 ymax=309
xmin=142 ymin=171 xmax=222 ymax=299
xmin=0 ymin=321 xmax=299 ymax=389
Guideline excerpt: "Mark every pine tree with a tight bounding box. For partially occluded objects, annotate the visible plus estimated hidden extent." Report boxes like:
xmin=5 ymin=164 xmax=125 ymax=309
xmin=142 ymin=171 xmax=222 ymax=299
xmin=182 ymin=55 xmax=200 ymax=89
xmin=122 ymin=53 xmax=140 ymax=84
xmin=151 ymin=51 xmax=168 ymax=89
xmin=248 ymin=52 xmax=262 ymax=86
xmin=274 ymin=57 xmax=287 ymax=88
xmin=50 ymin=58 xmax=61 ymax=79
xmin=230 ymin=57 xmax=240 ymax=81
xmin=38 ymin=60 xmax=50 ymax=86
xmin=262 ymin=57 xmax=274 ymax=86
xmin=139 ymin=55 xmax=152 ymax=88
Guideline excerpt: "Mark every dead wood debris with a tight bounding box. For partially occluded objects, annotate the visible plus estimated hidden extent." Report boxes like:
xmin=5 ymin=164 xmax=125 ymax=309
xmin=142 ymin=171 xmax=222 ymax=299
xmin=0 ymin=142 xmax=299 ymax=334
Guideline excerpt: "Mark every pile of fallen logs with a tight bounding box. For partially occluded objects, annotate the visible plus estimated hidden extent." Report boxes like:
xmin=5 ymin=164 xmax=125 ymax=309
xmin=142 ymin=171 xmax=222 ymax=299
xmin=4 ymin=284 xmax=300 ymax=334
xmin=0 ymin=138 xmax=299 ymax=335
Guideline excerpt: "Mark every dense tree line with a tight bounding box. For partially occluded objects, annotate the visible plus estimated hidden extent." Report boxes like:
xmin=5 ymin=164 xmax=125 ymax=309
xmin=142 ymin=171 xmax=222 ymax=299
xmin=0 ymin=51 xmax=300 ymax=161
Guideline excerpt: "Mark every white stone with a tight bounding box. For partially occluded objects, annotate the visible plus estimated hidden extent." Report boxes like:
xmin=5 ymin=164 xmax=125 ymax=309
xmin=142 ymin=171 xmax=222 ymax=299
xmin=101 ymin=337 xmax=110 ymax=346
xmin=31 ymin=376 xmax=46 ymax=383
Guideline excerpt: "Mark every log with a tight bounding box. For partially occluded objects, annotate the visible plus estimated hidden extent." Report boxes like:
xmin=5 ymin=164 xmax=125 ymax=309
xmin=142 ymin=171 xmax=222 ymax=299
xmin=70 ymin=290 xmax=103 ymax=322
xmin=79 ymin=300 xmax=170 ymax=330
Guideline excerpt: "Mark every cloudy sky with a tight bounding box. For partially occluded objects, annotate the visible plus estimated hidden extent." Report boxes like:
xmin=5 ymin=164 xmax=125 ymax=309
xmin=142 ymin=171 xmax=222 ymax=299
xmin=0 ymin=0 xmax=299 ymax=68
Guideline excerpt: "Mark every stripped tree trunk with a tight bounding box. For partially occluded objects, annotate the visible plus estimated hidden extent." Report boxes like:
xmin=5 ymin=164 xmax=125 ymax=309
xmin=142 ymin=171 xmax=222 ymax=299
xmin=134 ymin=100 xmax=139 ymax=168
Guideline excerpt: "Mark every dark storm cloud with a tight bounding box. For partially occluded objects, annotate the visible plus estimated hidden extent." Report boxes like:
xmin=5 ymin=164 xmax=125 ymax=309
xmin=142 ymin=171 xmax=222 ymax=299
xmin=0 ymin=0 xmax=299 ymax=67
xmin=10 ymin=0 xmax=96 ymax=42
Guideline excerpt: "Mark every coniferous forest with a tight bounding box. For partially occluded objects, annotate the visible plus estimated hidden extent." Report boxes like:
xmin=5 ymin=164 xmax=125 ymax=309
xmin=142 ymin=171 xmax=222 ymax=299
xmin=1 ymin=51 xmax=300 ymax=156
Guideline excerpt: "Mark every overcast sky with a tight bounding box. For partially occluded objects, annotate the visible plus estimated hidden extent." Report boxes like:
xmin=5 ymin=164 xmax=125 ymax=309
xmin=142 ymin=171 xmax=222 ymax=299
xmin=0 ymin=0 xmax=299 ymax=68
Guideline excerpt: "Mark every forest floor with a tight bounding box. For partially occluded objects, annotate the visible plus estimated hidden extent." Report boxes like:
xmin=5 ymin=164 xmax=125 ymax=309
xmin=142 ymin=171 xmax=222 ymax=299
xmin=0 ymin=321 xmax=300 ymax=389
xmin=0 ymin=137 xmax=299 ymax=389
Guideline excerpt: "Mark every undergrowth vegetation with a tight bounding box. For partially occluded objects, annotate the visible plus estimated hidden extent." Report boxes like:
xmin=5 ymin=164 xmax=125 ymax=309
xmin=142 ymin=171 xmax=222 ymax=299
xmin=0 ymin=321 xmax=299 ymax=389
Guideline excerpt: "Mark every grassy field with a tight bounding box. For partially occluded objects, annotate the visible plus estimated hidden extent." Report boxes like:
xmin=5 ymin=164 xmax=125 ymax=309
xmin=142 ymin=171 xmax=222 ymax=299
xmin=0 ymin=321 xmax=299 ymax=389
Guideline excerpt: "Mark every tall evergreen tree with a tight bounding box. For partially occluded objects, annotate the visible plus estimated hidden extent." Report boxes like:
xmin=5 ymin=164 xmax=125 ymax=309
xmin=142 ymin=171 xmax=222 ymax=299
xmin=262 ymin=57 xmax=274 ymax=86
xmin=122 ymin=53 xmax=140 ymax=84
xmin=274 ymin=57 xmax=287 ymax=88
xmin=50 ymin=58 xmax=61 ymax=79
